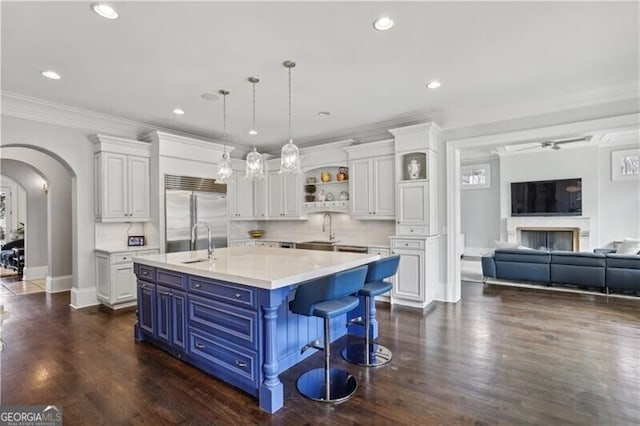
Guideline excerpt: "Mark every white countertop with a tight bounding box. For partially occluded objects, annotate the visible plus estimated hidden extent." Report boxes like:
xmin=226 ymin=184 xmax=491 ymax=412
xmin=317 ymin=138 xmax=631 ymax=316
xmin=132 ymin=247 xmax=380 ymax=290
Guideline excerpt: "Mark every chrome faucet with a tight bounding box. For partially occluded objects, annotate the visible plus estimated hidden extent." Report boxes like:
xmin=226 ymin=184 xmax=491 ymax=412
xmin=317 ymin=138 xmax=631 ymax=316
xmin=322 ymin=212 xmax=334 ymax=241
xmin=191 ymin=221 xmax=214 ymax=259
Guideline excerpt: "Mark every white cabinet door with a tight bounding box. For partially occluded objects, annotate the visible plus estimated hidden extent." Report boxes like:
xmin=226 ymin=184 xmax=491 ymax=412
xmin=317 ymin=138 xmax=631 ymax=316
xmin=229 ymin=170 xmax=254 ymax=219
xmin=112 ymin=263 xmax=136 ymax=303
xmin=392 ymin=248 xmax=425 ymax=302
xmin=372 ymin=155 xmax=395 ymax=217
xmin=397 ymin=181 xmax=428 ymax=225
xmin=283 ymin=173 xmax=301 ymax=217
xmin=103 ymin=153 xmax=128 ymax=219
xmin=267 ymin=171 xmax=284 ymax=217
xmin=350 ymin=158 xmax=372 ymax=216
xmin=127 ymin=155 xmax=150 ymax=220
xmin=254 ymin=177 xmax=267 ymax=219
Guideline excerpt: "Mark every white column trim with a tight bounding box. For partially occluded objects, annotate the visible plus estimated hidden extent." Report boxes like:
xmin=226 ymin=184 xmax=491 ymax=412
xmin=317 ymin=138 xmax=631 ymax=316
xmin=70 ymin=286 xmax=99 ymax=309
xmin=46 ymin=275 xmax=73 ymax=293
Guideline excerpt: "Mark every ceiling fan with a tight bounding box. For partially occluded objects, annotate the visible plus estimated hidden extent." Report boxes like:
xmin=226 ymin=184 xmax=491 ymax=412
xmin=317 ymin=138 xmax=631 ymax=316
xmin=514 ymin=136 xmax=592 ymax=152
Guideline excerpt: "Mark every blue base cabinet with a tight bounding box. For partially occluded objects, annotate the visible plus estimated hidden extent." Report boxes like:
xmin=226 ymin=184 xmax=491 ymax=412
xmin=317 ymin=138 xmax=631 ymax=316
xmin=133 ymin=264 xmax=350 ymax=413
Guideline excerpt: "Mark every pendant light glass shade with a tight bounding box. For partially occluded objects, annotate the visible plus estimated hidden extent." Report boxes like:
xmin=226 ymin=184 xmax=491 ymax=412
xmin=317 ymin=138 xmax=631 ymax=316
xmin=245 ymin=147 xmax=265 ymax=180
xmin=216 ymin=90 xmax=233 ymax=184
xmin=245 ymin=77 xmax=265 ymax=180
xmin=280 ymin=60 xmax=302 ymax=174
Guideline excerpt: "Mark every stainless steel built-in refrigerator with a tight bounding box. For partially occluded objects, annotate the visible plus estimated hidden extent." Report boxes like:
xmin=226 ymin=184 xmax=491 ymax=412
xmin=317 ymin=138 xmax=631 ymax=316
xmin=164 ymin=175 xmax=228 ymax=253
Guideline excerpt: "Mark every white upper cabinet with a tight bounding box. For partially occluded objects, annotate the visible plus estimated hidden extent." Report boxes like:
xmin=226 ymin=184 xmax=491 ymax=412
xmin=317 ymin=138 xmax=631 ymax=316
xmin=253 ymin=176 xmax=267 ymax=219
xmin=344 ymin=139 xmax=395 ymax=220
xmin=94 ymin=135 xmax=151 ymax=222
xmin=348 ymin=154 xmax=395 ymax=219
xmin=228 ymin=169 xmax=255 ymax=219
xmin=267 ymin=170 xmax=302 ymax=218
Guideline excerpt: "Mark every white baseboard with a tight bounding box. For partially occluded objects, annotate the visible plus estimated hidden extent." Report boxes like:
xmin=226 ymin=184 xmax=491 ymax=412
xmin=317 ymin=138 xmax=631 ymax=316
xmin=46 ymin=275 xmax=73 ymax=293
xmin=22 ymin=265 xmax=48 ymax=280
xmin=70 ymin=286 xmax=100 ymax=309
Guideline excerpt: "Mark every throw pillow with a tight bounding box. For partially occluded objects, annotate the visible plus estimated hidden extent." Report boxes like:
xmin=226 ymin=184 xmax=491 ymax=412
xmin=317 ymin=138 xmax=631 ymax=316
xmin=616 ymin=238 xmax=640 ymax=255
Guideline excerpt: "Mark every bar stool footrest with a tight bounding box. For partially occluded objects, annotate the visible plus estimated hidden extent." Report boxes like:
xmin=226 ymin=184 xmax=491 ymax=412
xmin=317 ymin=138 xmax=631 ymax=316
xmin=342 ymin=343 xmax=393 ymax=367
xmin=296 ymin=368 xmax=358 ymax=403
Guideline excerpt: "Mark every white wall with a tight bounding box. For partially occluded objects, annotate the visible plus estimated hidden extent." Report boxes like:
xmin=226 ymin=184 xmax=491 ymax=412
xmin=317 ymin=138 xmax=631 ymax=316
xmin=460 ymin=157 xmax=501 ymax=255
xmin=598 ymin=141 xmax=640 ymax=246
xmin=1 ymin=115 xmax=95 ymax=307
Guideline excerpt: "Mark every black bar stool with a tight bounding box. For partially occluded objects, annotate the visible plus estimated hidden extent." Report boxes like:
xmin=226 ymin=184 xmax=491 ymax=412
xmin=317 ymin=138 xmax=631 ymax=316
xmin=342 ymin=255 xmax=400 ymax=367
xmin=289 ymin=265 xmax=368 ymax=402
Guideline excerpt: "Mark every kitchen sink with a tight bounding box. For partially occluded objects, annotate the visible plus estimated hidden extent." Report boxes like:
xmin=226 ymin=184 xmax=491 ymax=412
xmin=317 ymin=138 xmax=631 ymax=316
xmin=296 ymin=241 xmax=337 ymax=251
xmin=181 ymin=258 xmax=211 ymax=264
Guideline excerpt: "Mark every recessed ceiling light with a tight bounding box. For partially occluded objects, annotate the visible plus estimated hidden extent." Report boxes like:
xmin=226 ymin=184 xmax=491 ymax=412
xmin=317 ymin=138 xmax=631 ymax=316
xmin=41 ymin=70 xmax=61 ymax=80
xmin=201 ymin=93 xmax=219 ymax=101
xmin=373 ymin=17 xmax=394 ymax=31
xmin=317 ymin=111 xmax=331 ymax=117
xmin=426 ymin=81 xmax=441 ymax=89
xmin=91 ymin=3 xmax=119 ymax=20
xmin=172 ymin=108 xmax=185 ymax=115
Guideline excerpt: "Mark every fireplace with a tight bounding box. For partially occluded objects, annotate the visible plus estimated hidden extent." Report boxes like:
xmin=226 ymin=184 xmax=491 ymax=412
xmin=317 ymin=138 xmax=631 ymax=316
xmin=506 ymin=217 xmax=592 ymax=252
xmin=519 ymin=229 xmax=578 ymax=251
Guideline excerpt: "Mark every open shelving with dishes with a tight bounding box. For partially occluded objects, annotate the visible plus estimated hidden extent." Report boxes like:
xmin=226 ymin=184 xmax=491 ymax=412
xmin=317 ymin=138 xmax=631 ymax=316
xmin=302 ymin=166 xmax=349 ymax=212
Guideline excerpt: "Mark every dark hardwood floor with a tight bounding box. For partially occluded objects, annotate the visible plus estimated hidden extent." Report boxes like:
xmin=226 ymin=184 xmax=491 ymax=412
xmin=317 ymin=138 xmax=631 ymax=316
xmin=1 ymin=282 xmax=638 ymax=425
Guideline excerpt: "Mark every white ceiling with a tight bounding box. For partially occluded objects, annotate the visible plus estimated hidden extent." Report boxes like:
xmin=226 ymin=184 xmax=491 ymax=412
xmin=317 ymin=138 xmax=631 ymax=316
xmin=2 ymin=1 xmax=638 ymax=152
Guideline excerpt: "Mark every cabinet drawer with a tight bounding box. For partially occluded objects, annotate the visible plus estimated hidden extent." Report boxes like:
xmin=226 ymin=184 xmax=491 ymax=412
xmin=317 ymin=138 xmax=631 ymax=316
xmin=157 ymin=269 xmax=187 ymax=290
xmin=135 ymin=264 xmax=156 ymax=282
xmin=368 ymin=247 xmax=390 ymax=257
xmin=136 ymin=249 xmax=159 ymax=256
xmin=398 ymin=225 xmax=428 ymax=236
xmin=189 ymin=277 xmax=256 ymax=309
xmin=392 ymin=239 xmax=425 ymax=250
xmin=188 ymin=328 xmax=258 ymax=388
xmin=113 ymin=253 xmax=134 ymax=264
xmin=188 ymin=294 xmax=258 ymax=350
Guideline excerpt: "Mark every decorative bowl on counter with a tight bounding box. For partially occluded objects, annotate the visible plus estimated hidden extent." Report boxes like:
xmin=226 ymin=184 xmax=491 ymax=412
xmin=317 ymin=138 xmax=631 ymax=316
xmin=248 ymin=230 xmax=265 ymax=238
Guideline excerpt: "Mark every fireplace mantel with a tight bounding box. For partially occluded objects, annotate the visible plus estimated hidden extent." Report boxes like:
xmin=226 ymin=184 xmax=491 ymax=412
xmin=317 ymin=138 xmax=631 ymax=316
xmin=506 ymin=216 xmax=592 ymax=251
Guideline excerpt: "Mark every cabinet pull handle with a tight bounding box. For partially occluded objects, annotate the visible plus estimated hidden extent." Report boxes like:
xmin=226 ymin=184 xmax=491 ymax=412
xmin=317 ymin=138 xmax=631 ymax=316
xmin=235 ymin=360 xmax=247 ymax=368
xmin=194 ymin=283 xmax=202 ymax=288
xmin=158 ymin=290 xmax=170 ymax=296
xmin=195 ymin=342 xmax=205 ymax=349
xmin=140 ymin=283 xmax=146 ymax=288
xmin=235 ymin=293 xmax=242 ymax=299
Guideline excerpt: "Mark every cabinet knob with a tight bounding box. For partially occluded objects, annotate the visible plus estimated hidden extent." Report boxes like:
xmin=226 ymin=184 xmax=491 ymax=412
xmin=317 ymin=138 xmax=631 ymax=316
xmin=140 ymin=283 xmax=146 ymax=288
xmin=235 ymin=360 xmax=247 ymax=368
xmin=235 ymin=293 xmax=242 ymax=299
xmin=142 ymin=271 xmax=149 ymax=276
xmin=397 ymin=221 xmax=400 ymax=224
xmin=410 ymin=229 xmax=414 ymax=232
xmin=405 ymin=243 xmax=409 ymax=246
xmin=195 ymin=342 xmax=205 ymax=349
xmin=194 ymin=283 xmax=201 ymax=288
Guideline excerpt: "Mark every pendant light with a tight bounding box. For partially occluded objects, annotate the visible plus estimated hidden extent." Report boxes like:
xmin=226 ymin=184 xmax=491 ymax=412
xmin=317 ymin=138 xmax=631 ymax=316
xmin=280 ymin=60 xmax=301 ymax=174
xmin=216 ymin=89 xmax=233 ymax=184
xmin=245 ymin=77 xmax=265 ymax=180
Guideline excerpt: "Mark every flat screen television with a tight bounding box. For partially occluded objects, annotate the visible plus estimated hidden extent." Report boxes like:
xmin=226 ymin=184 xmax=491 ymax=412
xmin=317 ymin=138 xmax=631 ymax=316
xmin=511 ymin=178 xmax=582 ymax=216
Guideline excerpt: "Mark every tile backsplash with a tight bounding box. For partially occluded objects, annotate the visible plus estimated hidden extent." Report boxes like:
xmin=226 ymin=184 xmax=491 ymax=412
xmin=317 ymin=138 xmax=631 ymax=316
xmin=258 ymin=213 xmax=394 ymax=245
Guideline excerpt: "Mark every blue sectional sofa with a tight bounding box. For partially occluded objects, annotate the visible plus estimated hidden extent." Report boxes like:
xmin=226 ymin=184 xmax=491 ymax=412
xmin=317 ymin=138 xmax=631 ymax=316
xmin=481 ymin=248 xmax=639 ymax=293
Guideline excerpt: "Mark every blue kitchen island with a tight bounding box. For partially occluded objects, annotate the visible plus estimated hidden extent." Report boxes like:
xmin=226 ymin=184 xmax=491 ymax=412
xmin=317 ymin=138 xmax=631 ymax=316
xmin=132 ymin=246 xmax=379 ymax=413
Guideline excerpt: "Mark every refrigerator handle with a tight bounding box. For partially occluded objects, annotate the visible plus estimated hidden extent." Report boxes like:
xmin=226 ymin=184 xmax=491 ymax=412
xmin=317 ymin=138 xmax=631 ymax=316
xmin=190 ymin=192 xmax=197 ymax=251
